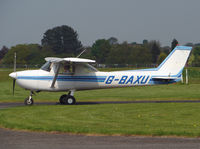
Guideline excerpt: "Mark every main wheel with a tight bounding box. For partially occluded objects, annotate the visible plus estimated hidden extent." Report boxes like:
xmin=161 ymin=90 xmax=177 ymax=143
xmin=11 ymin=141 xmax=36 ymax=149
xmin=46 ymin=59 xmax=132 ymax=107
xmin=59 ymin=94 xmax=67 ymax=104
xmin=66 ymin=95 xmax=76 ymax=105
xmin=59 ymin=95 xmax=76 ymax=105
xmin=24 ymin=97 xmax=34 ymax=105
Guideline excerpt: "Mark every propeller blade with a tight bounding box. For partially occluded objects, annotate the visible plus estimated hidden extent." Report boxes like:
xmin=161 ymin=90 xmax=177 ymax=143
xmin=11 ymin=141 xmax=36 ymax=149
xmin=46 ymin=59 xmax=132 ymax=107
xmin=13 ymin=79 xmax=16 ymax=95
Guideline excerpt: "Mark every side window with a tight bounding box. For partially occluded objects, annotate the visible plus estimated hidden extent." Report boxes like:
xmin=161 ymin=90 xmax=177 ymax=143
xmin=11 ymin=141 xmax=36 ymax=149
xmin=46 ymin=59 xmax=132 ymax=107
xmin=59 ymin=62 xmax=75 ymax=74
xmin=75 ymin=64 xmax=97 ymax=73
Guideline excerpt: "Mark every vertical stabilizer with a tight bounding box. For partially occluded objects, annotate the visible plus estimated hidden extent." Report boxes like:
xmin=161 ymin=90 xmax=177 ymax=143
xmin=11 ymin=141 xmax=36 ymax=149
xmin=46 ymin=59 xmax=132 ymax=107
xmin=156 ymin=46 xmax=192 ymax=76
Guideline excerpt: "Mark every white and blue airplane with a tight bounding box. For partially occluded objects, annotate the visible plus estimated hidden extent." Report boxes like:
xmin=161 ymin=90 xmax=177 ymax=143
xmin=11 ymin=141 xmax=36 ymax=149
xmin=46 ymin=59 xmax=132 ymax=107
xmin=9 ymin=46 xmax=192 ymax=105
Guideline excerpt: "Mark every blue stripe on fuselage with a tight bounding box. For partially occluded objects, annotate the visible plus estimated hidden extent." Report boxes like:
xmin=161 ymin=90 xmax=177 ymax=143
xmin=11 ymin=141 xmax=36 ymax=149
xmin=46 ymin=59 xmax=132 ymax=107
xmin=17 ymin=76 xmax=107 ymax=82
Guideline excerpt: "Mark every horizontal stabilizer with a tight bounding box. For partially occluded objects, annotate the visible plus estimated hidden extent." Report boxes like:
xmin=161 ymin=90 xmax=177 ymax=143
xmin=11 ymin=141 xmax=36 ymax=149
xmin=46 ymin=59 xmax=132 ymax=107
xmin=152 ymin=76 xmax=178 ymax=80
xmin=151 ymin=75 xmax=182 ymax=83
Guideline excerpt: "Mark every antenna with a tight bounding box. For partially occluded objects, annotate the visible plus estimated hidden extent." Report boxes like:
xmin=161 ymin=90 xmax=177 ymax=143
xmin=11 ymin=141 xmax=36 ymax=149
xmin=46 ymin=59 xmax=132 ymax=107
xmin=76 ymin=48 xmax=87 ymax=58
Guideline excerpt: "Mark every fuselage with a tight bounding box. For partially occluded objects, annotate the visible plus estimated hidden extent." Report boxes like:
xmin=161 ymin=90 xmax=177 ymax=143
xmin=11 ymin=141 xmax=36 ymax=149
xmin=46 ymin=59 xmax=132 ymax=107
xmin=11 ymin=68 xmax=180 ymax=92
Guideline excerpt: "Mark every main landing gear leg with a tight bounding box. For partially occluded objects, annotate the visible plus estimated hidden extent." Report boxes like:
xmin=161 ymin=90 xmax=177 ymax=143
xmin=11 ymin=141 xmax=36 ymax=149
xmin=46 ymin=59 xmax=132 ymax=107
xmin=59 ymin=90 xmax=76 ymax=105
xmin=24 ymin=91 xmax=34 ymax=105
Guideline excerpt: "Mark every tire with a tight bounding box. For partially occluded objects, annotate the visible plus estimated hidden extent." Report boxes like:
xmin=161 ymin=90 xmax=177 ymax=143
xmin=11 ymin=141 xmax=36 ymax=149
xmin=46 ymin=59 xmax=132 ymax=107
xmin=66 ymin=95 xmax=76 ymax=105
xmin=59 ymin=94 xmax=67 ymax=104
xmin=24 ymin=97 xmax=34 ymax=105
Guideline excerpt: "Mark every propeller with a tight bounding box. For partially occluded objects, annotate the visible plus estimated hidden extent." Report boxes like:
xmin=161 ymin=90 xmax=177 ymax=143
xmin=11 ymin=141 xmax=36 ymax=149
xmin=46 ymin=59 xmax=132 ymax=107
xmin=12 ymin=52 xmax=16 ymax=95
xmin=12 ymin=79 xmax=16 ymax=95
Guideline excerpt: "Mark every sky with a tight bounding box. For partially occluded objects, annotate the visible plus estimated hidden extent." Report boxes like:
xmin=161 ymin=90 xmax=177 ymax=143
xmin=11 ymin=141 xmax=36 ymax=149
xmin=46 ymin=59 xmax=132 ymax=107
xmin=0 ymin=0 xmax=200 ymax=49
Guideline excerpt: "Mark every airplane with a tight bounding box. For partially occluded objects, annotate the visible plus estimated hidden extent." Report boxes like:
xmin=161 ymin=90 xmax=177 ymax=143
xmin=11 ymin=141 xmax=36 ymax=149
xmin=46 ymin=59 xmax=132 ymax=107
xmin=9 ymin=46 xmax=192 ymax=105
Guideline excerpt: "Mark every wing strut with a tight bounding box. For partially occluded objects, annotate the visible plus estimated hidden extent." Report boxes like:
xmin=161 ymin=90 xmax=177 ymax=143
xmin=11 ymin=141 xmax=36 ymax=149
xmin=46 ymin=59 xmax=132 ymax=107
xmin=51 ymin=63 xmax=61 ymax=88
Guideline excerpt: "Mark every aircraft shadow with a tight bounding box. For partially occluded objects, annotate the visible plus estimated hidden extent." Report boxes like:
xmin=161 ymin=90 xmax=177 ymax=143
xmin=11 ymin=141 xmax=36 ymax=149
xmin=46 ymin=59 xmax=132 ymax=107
xmin=28 ymin=100 xmax=200 ymax=106
xmin=1 ymin=100 xmax=200 ymax=109
xmin=75 ymin=100 xmax=200 ymax=105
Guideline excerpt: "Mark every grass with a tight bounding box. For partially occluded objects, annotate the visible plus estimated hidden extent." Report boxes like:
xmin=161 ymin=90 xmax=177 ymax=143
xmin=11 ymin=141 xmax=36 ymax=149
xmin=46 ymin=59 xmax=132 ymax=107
xmin=0 ymin=103 xmax=200 ymax=137
xmin=0 ymin=67 xmax=200 ymax=137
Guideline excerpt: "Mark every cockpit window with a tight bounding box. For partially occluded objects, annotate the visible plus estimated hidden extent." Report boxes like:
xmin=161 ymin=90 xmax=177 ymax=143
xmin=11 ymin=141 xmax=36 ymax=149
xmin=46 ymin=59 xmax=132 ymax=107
xmin=59 ymin=62 xmax=75 ymax=74
xmin=84 ymin=64 xmax=98 ymax=72
xmin=41 ymin=61 xmax=52 ymax=72
xmin=75 ymin=63 xmax=98 ymax=73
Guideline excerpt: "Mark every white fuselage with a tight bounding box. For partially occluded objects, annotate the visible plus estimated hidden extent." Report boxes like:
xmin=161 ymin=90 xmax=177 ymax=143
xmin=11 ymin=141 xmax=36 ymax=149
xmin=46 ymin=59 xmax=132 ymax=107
xmin=13 ymin=68 xmax=178 ymax=92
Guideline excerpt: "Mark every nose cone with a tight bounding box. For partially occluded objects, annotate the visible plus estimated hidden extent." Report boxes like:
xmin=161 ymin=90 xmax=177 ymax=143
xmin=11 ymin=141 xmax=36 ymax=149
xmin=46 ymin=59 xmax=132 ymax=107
xmin=9 ymin=72 xmax=17 ymax=79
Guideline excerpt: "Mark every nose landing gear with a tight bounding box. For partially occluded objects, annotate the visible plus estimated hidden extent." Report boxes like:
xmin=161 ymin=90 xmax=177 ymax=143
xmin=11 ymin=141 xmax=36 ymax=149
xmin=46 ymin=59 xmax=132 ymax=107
xmin=24 ymin=91 xmax=34 ymax=105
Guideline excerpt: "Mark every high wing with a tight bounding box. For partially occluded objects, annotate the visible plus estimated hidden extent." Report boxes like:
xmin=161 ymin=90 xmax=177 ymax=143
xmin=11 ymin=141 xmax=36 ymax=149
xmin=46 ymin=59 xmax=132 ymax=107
xmin=45 ymin=57 xmax=96 ymax=88
xmin=45 ymin=57 xmax=95 ymax=63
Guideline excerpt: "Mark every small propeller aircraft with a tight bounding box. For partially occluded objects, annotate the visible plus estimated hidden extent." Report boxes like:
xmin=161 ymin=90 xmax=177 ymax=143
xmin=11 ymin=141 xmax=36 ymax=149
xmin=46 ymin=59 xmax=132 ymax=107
xmin=9 ymin=46 xmax=192 ymax=105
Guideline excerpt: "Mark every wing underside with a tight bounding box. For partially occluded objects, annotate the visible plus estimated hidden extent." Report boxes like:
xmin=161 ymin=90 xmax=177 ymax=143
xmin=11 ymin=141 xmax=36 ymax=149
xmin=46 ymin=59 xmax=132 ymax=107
xmin=45 ymin=57 xmax=95 ymax=63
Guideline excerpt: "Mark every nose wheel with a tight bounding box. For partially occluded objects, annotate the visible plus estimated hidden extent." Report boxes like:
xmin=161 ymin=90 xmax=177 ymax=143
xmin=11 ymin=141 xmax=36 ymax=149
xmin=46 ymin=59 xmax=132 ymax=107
xmin=24 ymin=91 xmax=34 ymax=105
xmin=59 ymin=90 xmax=76 ymax=105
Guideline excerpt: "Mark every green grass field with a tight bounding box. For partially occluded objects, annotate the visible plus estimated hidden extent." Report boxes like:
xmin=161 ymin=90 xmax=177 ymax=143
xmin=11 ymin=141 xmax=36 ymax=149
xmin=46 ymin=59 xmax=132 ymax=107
xmin=0 ymin=67 xmax=200 ymax=137
xmin=0 ymin=103 xmax=200 ymax=137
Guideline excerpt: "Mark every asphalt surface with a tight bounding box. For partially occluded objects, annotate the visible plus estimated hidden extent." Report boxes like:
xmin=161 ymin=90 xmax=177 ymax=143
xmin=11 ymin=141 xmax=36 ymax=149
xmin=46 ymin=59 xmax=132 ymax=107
xmin=0 ymin=101 xmax=200 ymax=149
xmin=0 ymin=128 xmax=200 ymax=149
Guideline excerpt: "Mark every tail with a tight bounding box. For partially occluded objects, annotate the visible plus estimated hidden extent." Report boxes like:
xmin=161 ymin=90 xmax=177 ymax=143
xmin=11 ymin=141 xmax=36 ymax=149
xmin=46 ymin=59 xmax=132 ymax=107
xmin=156 ymin=46 xmax=192 ymax=76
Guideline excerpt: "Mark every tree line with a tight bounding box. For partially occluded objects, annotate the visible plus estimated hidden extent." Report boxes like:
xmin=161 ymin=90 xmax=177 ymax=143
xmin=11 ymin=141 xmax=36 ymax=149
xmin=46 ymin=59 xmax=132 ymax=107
xmin=0 ymin=25 xmax=200 ymax=66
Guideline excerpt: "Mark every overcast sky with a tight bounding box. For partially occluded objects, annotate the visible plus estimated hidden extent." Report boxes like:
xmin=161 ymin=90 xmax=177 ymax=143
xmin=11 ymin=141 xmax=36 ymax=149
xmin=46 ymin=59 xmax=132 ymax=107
xmin=0 ymin=0 xmax=200 ymax=49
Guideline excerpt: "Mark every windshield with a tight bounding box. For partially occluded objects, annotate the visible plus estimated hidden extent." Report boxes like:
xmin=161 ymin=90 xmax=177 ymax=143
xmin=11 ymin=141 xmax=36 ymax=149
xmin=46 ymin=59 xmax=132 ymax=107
xmin=41 ymin=61 xmax=52 ymax=72
xmin=85 ymin=64 xmax=98 ymax=72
